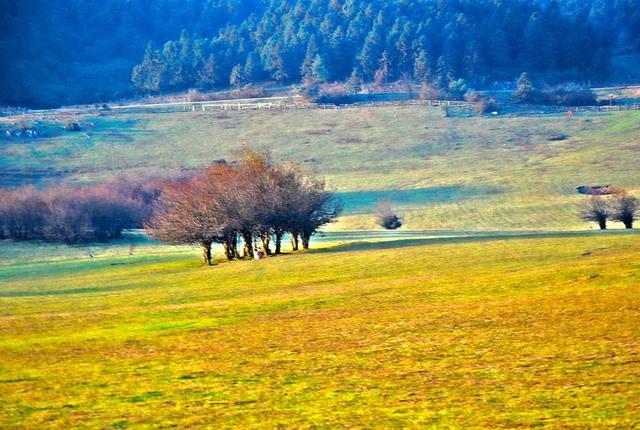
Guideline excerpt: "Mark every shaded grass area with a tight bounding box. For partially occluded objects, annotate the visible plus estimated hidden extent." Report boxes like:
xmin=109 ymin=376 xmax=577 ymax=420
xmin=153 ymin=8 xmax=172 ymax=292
xmin=0 ymin=233 xmax=639 ymax=427
xmin=1 ymin=107 xmax=640 ymax=230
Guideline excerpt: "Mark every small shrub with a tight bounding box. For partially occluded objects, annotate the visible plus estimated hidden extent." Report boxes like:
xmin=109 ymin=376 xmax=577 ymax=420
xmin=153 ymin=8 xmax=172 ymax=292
xmin=419 ymin=83 xmax=441 ymax=100
xmin=447 ymin=79 xmax=468 ymax=100
xmin=466 ymin=92 xmax=498 ymax=114
xmin=313 ymin=84 xmax=353 ymax=104
xmin=375 ymin=199 xmax=402 ymax=230
xmin=187 ymin=89 xmax=203 ymax=102
xmin=64 ymin=121 xmax=81 ymax=132
xmin=541 ymin=87 xmax=597 ymax=106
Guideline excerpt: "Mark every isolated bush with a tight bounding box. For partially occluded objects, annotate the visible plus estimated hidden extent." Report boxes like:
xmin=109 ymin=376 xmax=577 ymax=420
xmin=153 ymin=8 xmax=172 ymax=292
xmin=187 ymin=88 xmax=203 ymax=102
xmin=419 ymin=83 xmax=441 ymax=100
xmin=447 ymin=79 xmax=468 ymax=100
xmin=466 ymin=92 xmax=498 ymax=114
xmin=230 ymin=86 xmax=266 ymax=100
xmin=64 ymin=121 xmax=81 ymax=131
xmin=314 ymin=84 xmax=352 ymax=104
xmin=375 ymin=199 xmax=402 ymax=230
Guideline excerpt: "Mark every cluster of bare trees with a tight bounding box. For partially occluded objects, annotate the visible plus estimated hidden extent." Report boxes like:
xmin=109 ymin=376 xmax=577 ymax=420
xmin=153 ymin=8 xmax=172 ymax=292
xmin=0 ymin=181 xmax=157 ymax=243
xmin=581 ymin=192 xmax=640 ymax=230
xmin=146 ymin=151 xmax=341 ymax=265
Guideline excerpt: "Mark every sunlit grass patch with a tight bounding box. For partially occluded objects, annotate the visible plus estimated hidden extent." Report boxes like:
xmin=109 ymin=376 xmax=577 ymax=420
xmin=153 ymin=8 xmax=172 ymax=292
xmin=0 ymin=232 xmax=638 ymax=427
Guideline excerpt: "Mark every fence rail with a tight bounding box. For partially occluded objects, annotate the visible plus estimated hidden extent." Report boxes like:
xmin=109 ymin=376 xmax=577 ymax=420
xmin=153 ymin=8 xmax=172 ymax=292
xmin=197 ymin=98 xmax=479 ymax=112
xmin=9 ymin=97 xmax=640 ymax=118
xmin=176 ymin=99 xmax=640 ymax=114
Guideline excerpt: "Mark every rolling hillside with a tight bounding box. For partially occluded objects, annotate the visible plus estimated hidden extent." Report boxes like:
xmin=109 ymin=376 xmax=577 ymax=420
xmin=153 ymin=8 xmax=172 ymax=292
xmin=1 ymin=233 xmax=638 ymax=427
xmin=1 ymin=106 xmax=639 ymax=231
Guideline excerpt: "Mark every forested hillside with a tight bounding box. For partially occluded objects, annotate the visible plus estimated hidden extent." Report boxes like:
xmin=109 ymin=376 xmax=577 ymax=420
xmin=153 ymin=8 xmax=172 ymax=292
xmin=1 ymin=0 xmax=639 ymax=108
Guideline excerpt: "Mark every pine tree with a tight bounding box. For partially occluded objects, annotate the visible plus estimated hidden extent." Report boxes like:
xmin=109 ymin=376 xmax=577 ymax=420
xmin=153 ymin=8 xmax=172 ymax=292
xmin=197 ymin=54 xmax=218 ymax=89
xmin=230 ymin=64 xmax=246 ymax=88
xmin=244 ymin=51 xmax=261 ymax=82
xmin=301 ymin=36 xmax=319 ymax=82
xmin=346 ymin=66 xmax=363 ymax=93
xmin=359 ymin=28 xmax=383 ymax=79
xmin=435 ymin=56 xmax=450 ymax=89
xmin=311 ymin=54 xmax=330 ymax=83
xmin=131 ymin=42 xmax=164 ymax=93
xmin=413 ymin=50 xmax=430 ymax=83
xmin=512 ymin=72 xmax=536 ymax=103
xmin=374 ymin=50 xmax=390 ymax=86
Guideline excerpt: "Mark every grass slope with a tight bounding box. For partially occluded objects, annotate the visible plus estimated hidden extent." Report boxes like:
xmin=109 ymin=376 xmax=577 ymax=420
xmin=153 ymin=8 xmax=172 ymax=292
xmin=1 ymin=233 xmax=639 ymax=428
xmin=2 ymin=107 xmax=639 ymax=231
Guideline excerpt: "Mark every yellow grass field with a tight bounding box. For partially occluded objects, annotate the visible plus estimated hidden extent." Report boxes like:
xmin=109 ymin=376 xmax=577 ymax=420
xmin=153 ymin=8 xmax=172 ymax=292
xmin=1 ymin=232 xmax=639 ymax=428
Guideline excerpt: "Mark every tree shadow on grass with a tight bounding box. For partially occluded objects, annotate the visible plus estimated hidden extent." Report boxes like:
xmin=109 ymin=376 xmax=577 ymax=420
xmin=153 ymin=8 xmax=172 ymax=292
xmin=309 ymin=230 xmax=639 ymax=255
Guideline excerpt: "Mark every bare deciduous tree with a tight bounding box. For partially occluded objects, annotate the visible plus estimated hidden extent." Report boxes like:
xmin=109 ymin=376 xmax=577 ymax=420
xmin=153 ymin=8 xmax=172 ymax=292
xmin=0 ymin=181 xmax=151 ymax=244
xmin=146 ymin=150 xmax=341 ymax=264
xmin=611 ymin=193 xmax=639 ymax=229
xmin=580 ymin=196 xmax=609 ymax=230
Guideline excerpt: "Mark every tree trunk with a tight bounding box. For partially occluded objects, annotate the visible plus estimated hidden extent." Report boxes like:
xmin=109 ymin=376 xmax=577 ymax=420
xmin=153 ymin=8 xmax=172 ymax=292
xmin=231 ymin=233 xmax=239 ymax=259
xmin=301 ymin=232 xmax=310 ymax=250
xmin=222 ymin=232 xmax=236 ymax=261
xmin=261 ymin=231 xmax=271 ymax=256
xmin=242 ymin=231 xmax=254 ymax=259
xmin=222 ymin=241 xmax=232 ymax=261
xmin=274 ymin=231 xmax=283 ymax=254
xmin=201 ymin=241 xmax=212 ymax=266
xmin=290 ymin=231 xmax=299 ymax=251
xmin=599 ymin=219 xmax=607 ymax=230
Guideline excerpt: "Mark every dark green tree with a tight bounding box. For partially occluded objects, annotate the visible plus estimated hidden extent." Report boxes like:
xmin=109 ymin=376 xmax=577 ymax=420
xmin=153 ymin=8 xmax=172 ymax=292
xmin=311 ymin=54 xmax=330 ymax=83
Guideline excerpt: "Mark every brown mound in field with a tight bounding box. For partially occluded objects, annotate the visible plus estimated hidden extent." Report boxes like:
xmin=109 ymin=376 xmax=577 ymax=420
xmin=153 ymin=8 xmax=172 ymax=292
xmin=576 ymin=185 xmax=623 ymax=195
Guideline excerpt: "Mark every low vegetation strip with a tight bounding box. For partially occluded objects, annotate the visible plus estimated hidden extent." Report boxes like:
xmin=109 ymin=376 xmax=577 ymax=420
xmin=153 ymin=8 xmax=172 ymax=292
xmin=0 ymin=234 xmax=638 ymax=427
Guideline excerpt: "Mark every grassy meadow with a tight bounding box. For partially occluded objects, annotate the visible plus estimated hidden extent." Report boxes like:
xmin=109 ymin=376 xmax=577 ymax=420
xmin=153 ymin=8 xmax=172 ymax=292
xmin=1 ymin=103 xmax=640 ymax=427
xmin=2 ymin=107 xmax=640 ymax=231
xmin=0 ymin=232 xmax=639 ymax=428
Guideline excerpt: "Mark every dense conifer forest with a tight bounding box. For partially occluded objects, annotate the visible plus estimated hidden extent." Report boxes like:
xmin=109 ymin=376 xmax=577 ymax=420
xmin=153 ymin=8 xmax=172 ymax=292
xmin=1 ymin=0 xmax=639 ymax=108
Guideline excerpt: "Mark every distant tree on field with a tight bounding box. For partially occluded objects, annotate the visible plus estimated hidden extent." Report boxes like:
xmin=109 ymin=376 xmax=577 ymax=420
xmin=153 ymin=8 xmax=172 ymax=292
xmin=292 ymin=178 xmax=342 ymax=250
xmin=375 ymin=199 xmax=402 ymax=230
xmin=611 ymin=193 xmax=639 ymax=229
xmin=580 ymin=196 xmax=610 ymax=230
xmin=146 ymin=176 xmax=223 ymax=265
